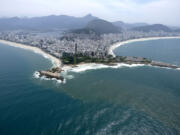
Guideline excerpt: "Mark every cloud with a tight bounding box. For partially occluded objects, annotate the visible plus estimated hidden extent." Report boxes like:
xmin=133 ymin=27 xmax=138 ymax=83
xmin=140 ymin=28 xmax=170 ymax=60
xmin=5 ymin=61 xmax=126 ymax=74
xmin=100 ymin=0 xmax=180 ymax=26
xmin=0 ymin=0 xmax=180 ymax=26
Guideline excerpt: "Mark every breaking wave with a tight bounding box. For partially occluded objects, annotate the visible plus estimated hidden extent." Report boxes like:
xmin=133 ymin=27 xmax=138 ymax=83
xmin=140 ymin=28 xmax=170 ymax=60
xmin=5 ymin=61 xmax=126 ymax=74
xmin=67 ymin=63 xmax=145 ymax=73
xmin=33 ymin=71 xmax=40 ymax=79
xmin=33 ymin=62 xmax=180 ymax=84
xmin=33 ymin=71 xmax=65 ymax=84
xmin=33 ymin=63 xmax=145 ymax=84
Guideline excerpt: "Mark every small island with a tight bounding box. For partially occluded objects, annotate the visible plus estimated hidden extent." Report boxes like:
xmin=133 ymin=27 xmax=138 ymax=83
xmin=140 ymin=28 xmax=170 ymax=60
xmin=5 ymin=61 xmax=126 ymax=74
xmin=39 ymin=67 xmax=64 ymax=81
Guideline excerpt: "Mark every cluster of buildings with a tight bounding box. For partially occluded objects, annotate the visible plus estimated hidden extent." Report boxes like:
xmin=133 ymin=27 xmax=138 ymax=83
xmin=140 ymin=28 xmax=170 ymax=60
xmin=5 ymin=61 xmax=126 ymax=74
xmin=0 ymin=30 xmax=179 ymax=59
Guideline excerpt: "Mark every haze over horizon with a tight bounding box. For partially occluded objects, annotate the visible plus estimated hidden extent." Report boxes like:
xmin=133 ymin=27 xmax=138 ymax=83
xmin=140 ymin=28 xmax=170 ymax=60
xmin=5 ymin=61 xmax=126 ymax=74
xmin=0 ymin=0 xmax=180 ymax=26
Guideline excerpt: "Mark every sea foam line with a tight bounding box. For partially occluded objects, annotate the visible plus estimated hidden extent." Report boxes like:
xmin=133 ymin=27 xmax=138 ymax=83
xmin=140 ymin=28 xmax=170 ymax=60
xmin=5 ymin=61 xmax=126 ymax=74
xmin=33 ymin=71 xmax=65 ymax=84
xmin=0 ymin=40 xmax=61 ymax=67
xmin=65 ymin=63 xmax=145 ymax=73
xmin=1 ymin=38 xmax=180 ymax=83
xmin=64 ymin=62 xmax=180 ymax=76
xmin=108 ymin=36 xmax=180 ymax=57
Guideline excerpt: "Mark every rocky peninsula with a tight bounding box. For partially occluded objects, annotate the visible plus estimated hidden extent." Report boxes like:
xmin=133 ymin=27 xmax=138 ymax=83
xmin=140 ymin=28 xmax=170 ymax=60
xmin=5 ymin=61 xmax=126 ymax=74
xmin=39 ymin=54 xmax=179 ymax=81
xmin=0 ymin=38 xmax=179 ymax=82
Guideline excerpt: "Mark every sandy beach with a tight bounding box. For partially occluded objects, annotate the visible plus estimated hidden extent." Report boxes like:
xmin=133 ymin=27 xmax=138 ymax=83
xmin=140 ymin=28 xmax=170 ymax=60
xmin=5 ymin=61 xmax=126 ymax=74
xmin=0 ymin=40 xmax=61 ymax=67
xmin=108 ymin=36 xmax=180 ymax=57
xmin=1 ymin=36 xmax=180 ymax=73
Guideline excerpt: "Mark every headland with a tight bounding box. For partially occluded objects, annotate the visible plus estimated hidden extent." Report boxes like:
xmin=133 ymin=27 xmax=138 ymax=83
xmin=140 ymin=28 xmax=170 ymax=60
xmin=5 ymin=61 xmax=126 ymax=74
xmin=1 ymin=37 xmax=180 ymax=82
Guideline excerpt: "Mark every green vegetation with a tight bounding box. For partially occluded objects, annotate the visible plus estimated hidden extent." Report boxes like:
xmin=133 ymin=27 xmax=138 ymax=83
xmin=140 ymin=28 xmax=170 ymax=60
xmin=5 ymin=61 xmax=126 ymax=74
xmin=143 ymin=57 xmax=152 ymax=63
xmin=73 ymin=55 xmax=77 ymax=65
xmin=61 ymin=53 xmax=152 ymax=65
xmin=62 ymin=53 xmax=115 ymax=65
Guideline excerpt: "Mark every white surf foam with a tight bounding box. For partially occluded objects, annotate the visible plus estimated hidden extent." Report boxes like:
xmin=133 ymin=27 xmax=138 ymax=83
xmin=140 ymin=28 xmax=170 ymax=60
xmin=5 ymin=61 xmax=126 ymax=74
xmin=34 ymin=63 xmax=180 ymax=84
xmin=108 ymin=36 xmax=180 ymax=57
xmin=33 ymin=71 xmax=66 ymax=84
xmin=66 ymin=63 xmax=145 ymax=73
xmin=33 ymin=71 xmax=40 ymax=78
xmin=31 ymin=50 xmax=57 ymax=67
xmin=0 ymin=40 xmax=60 ymax=67
xmin=33 ymin=63 xmax=137 ymax=83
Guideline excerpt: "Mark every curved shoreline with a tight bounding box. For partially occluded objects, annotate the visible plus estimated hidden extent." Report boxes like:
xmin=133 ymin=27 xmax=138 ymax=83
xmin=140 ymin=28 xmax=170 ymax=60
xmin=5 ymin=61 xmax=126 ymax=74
xmin=108 ymin=36 xmax=180 ymax=57
xmin=0 ymin=40 xmax=61 ymax=67
xmin=1 ymin=36 xmax=180 ymax=75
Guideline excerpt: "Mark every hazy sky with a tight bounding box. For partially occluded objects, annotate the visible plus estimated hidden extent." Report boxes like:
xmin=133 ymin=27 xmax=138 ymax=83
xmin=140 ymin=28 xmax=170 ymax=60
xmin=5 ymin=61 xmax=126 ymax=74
xmin=0 ymin=0 xmax=180 ymax=26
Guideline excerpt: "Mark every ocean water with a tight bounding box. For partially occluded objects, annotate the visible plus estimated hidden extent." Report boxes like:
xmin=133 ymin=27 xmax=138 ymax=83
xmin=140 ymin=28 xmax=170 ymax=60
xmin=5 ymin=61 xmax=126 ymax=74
xmin=114 ymin=38 xmax=180 ymax=66
xmin=0 ymin=39 xmax=180 ymax=135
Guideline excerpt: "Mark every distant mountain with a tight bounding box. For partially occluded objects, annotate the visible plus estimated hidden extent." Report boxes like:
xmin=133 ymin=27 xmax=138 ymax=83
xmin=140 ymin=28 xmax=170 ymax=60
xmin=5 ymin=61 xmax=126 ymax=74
xmin=72 ymin=28 xmax=97 ymax=35
xmin=86 ymin=19 xmax=121 ymax=34
xmin=113 ymin=21 xmax=148 ymax=30
xmin=0 ymin=14 xmax=176 ymax=34
xmin=132 ymin=24 xmax=172 ymax=32
xmin=0 ymin=14 xmax=98 ymax=31
xmin=169 ymin=26 xmax=180 ymax=30
xmin=173 ymin=28 xmax=180 ymax=32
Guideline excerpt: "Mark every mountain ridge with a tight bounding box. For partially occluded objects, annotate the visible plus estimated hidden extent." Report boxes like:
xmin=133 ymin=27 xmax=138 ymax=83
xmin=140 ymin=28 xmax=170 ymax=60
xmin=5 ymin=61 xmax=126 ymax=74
xmin=132 ymin=24 xmax=172 ymax=32
xmin=113 ymin=21 xmax=148 ymax=30
xmin=0 ymin=14 xmax=177 ymax=33
xmin=0 ymin=14 xmax=98 ymax=31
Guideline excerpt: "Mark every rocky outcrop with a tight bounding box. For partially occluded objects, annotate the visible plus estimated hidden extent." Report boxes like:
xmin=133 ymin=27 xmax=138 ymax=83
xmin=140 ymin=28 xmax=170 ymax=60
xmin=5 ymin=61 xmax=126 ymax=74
xmin=39 ymin=67 xmax=64 ymax=81
xmin=116 ymin=56 xmax=179 ymax=69
xmin=151 ymin=61 xmax=179 ymax=69
xmin=38 ymin=57 xmax=179 ymax=82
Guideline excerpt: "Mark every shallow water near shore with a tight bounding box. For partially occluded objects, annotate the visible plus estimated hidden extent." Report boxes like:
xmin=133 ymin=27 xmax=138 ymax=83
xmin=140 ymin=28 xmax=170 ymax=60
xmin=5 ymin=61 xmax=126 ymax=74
xmin=114 ymin=38 xmax=180 ymax=66
xmin=0 ymin=39 xmax=180 ymax=135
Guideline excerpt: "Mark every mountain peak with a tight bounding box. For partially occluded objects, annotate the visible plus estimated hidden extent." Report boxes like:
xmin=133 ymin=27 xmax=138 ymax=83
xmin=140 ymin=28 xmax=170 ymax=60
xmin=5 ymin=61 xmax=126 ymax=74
xmin=86 ymin=19 xmax=121 ymax=34
xmin=84 ymin=14 xmax=93 ymax=18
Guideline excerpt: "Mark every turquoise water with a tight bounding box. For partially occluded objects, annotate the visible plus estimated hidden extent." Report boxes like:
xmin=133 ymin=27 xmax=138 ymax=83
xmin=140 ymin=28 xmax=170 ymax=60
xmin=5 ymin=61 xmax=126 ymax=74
xmin=0 ymin=39 xmax=180 ymax=135
xmin=114 ymin=38 xmax=180 ymax=66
